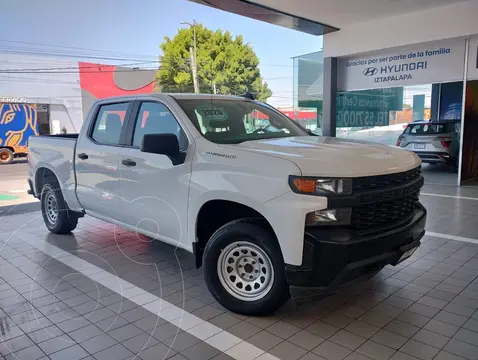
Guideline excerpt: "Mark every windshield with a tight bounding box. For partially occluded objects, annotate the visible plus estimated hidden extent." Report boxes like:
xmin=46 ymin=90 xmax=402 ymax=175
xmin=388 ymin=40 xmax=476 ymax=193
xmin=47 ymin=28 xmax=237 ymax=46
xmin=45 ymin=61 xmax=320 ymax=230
xmin=175 ymin=98 xmax=307 ymax=144
xmin=404 ymin=122 xmax=458 ymax=135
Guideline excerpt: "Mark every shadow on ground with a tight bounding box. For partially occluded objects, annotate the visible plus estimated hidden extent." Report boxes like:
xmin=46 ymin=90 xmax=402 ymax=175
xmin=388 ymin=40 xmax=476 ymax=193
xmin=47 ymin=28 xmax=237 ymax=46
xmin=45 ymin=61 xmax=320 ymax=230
xmin=0 ymin=201 xmax=40 ymax=216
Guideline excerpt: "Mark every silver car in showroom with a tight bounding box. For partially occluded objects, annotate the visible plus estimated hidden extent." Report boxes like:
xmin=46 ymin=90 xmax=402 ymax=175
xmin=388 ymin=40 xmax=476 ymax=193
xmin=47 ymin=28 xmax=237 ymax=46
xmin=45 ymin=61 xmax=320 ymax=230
xmin=396 ymin=120 xmax=461 ymax=171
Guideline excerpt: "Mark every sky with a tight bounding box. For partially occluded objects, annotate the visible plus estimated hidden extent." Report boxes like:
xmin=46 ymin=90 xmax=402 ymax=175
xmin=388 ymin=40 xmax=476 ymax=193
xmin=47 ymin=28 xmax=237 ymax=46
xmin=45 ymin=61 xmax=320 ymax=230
xmin=0 ymin=0 xmax=322 ymax=108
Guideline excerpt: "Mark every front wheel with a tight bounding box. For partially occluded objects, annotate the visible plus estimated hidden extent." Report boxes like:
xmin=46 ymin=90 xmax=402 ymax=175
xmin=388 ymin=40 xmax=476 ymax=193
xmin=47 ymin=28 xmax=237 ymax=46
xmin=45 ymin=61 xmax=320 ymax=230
xmin=203 ymin=219 xmax=290 ymax=316
xmin=41 ymin=181 xmax=79 ymax=234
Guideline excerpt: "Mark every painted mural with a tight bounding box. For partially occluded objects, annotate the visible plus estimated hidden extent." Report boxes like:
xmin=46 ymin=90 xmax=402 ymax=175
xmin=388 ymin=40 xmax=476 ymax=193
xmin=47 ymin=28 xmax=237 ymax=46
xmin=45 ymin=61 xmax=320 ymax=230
xmin=78 ymin=62 xmax=156 ymax=116
xmin=0 ymin=103 xmax=39 ymax=153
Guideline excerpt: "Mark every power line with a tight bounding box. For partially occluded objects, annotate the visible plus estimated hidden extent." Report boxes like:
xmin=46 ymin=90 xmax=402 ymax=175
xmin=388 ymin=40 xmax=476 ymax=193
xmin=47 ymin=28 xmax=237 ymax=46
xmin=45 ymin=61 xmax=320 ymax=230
xmin=0 ymin=43 xmax=294 ymax=68
xmin=0 ymin=48 xmax=159 ymax=63
xmin=0 ymin=68 xmax=159 ymax=74
xmin=0 ymin=61 xmax=161 ymax=72
xmin=0 ymin=40 xmax=159 ymax=60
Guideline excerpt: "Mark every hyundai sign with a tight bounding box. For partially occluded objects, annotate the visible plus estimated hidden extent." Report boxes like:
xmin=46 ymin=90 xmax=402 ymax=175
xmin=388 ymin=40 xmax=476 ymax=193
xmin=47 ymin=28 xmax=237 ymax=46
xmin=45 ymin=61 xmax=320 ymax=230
xmin=338 ymin=39 xmax=466 ymax=91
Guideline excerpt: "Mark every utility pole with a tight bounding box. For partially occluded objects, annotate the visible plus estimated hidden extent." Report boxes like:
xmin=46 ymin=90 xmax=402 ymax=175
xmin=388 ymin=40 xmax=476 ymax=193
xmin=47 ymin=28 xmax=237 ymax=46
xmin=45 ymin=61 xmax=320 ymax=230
xmin=212 ymin=81 xmax=217 ymax=94
xmin=181 ymin=19 xmax=199 ymax=93
xmin=190 ymin=46 xmax=199 ymax=93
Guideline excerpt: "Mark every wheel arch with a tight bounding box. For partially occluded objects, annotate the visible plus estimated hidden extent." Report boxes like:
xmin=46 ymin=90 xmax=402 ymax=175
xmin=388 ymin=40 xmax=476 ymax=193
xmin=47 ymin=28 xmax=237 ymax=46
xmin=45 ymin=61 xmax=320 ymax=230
xmin=34 ymin=166 xmax=61 ymax=197
xmin=193 ymin=197 xmax=279 ymax=268
xmin=0 ymin=146 xmax=15 ymax=153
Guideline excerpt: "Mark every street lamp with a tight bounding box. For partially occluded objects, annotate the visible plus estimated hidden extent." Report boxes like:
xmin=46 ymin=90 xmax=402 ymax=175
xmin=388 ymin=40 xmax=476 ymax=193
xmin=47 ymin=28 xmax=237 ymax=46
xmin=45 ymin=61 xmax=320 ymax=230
xmin=181 ymin=19 xmax=199 ymax=93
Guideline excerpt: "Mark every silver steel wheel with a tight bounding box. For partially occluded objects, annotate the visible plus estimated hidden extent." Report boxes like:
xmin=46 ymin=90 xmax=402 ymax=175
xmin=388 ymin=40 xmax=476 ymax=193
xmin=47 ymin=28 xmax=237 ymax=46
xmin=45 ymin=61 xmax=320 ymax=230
xmin=217 ymin=241 xmax=274 ymax=302
xmin=45 ymin=193 xmax=58 ymax=224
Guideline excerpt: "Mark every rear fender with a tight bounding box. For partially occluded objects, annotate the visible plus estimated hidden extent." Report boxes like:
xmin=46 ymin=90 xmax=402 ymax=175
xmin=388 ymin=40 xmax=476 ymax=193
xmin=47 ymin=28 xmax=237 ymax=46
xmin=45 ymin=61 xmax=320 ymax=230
xmin=34 ymin=162 xmax=83 ymax=212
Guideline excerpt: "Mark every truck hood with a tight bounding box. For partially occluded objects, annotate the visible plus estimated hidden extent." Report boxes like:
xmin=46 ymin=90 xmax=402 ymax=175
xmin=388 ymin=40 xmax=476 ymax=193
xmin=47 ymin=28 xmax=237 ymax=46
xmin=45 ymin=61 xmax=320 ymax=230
xmin=234 ymin=136 xmax=421 ymax=177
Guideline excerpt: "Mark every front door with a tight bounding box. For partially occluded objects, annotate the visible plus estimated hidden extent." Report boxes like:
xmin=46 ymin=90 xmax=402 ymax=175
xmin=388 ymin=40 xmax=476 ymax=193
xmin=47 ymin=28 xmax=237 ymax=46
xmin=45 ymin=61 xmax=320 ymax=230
xmin=116 ymin=100 xmax=191 ymax=247
xmin=75 ymin=101 xmax=132 ymax=220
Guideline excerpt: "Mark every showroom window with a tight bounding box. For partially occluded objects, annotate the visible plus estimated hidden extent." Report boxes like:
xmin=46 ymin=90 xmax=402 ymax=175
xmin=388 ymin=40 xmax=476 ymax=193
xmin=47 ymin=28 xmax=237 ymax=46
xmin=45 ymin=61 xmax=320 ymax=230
xmin=292 ymin=51 xmax=323 ymax=135
xmin=336 ymin=85 xmax=432 ymax=146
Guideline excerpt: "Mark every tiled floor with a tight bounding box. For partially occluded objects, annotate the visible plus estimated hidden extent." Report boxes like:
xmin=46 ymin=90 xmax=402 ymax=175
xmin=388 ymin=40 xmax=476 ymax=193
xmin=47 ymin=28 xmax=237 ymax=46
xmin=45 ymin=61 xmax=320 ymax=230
xmin=0 ymin=183 xmax=478 ymax=360
xmin=422 ymin=164 xmax=458 ymax=187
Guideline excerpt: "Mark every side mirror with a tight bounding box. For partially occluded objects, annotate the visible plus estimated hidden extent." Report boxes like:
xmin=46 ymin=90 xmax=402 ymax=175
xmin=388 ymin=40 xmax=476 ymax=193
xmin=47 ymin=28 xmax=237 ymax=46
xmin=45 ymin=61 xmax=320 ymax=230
xmin=141 ymin=133 xmax=183 ymax=164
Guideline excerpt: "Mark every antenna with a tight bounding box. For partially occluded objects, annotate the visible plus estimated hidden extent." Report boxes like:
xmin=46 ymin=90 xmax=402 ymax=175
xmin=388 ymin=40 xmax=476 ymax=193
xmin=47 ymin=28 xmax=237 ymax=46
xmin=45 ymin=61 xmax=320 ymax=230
xmin=242 ymin=91 xmax=255 ymax=100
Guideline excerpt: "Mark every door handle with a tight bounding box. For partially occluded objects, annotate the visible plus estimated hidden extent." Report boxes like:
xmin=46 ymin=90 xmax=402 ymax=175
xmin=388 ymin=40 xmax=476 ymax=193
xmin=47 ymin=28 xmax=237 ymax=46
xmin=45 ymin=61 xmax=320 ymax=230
xmin=77 ymin=153 xmax=88 ymax=160
xmin=121 ymin=159 xmax=136 ymax=167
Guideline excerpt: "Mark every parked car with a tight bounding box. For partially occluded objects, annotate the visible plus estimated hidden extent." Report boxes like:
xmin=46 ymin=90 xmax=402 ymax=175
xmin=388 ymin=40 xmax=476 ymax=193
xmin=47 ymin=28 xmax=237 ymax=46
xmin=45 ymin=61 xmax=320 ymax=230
xmin=396 ymin=120 xmax=460 ymax=171
xmin=27 ymin=94 xmax=426 ymax=316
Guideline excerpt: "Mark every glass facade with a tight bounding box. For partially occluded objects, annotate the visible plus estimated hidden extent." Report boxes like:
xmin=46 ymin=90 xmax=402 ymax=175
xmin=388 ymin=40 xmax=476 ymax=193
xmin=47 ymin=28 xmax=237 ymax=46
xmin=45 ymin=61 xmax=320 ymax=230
xmin=293 ymin=51 xmax=464 ymax=148
xmin=292 ymin=51 xmax=323 ymax=134
xmin=335 ymin=83 xmax=464 ymax=146
xmin=336 ymin=85 xmax=431 ymax=146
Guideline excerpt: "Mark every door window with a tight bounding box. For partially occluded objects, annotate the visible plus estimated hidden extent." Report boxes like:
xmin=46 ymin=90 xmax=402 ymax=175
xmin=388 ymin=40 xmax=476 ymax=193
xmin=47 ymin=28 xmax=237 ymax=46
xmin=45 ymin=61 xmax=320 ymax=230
xmin=91 ymin=103 xmax=129 ymax=145
xmin=132 ymin=102 xmax=187 ymax=149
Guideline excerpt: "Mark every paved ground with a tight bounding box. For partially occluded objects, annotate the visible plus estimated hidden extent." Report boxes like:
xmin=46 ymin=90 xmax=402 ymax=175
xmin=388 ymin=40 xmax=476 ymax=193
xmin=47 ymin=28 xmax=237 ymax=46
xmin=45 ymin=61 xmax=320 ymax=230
xmin=0 ymin=161 xmax=37 ymax=207
xmin=0 ymin=183 xmax=478 ymax=360
xmin=421 ymin=165 xmax=458 ymax=187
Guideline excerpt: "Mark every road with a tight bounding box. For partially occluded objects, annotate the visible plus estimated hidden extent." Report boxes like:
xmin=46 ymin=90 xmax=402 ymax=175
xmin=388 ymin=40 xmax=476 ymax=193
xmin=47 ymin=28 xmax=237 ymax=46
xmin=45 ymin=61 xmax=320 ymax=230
xmin=0 ymin=160 xmax=39 ymax=210
xmin=1 ymin=159 xmax=28 ymax=182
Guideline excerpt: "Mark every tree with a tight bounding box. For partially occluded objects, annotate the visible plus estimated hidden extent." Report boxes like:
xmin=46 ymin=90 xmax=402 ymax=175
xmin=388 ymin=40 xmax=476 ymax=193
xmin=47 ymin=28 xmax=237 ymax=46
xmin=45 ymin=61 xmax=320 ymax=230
xmin=156 ymin=25 xmax=272 ymax=101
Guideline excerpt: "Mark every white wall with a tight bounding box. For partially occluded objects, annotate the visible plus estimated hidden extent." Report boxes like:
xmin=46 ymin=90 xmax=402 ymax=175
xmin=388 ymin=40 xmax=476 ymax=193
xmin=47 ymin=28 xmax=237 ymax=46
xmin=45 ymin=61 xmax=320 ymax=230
xmin=0 ymin=53 xmax=83 ymax=133
xmin=324 ymin=0 xmax=478 ymax=58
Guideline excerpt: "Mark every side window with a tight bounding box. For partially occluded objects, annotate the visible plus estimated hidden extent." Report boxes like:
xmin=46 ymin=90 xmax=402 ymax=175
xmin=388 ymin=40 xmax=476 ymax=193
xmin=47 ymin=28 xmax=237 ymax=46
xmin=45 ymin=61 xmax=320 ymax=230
xmin=132 ymin=102 xmax=187 ymax=149
xmin=91 ymin=102 xmax=129 ymax=145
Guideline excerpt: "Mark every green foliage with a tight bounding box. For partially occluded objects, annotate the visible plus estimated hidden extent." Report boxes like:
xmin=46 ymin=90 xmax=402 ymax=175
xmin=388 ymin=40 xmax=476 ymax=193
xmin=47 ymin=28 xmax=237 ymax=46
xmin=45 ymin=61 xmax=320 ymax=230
xmin=156 ymin=25 xmax=272 ymax=101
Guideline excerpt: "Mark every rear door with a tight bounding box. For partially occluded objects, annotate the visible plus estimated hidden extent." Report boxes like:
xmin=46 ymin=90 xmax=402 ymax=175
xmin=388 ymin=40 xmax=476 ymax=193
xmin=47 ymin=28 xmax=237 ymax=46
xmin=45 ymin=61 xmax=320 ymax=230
xmin=75 ymin=99 xmax=134 ymax=220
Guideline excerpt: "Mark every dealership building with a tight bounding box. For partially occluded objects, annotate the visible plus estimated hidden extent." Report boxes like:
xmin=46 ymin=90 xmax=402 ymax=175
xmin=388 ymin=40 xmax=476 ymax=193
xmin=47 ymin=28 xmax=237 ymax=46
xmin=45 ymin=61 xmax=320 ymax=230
xmin=0 ymin=52 xmax=156 ymax=138
xmin=193 ymin=0 xmax=478 ymax=186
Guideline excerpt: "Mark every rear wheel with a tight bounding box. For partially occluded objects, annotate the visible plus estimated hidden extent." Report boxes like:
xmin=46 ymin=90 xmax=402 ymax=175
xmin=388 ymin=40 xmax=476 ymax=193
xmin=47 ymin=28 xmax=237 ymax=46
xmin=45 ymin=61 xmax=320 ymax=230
xmin=41 ymin=178 xmax=79 ymax=234
xmin=0 ymin=148 xmax=14 ymax=164
xmin=203 ymin=219 xmax=290 ymax=316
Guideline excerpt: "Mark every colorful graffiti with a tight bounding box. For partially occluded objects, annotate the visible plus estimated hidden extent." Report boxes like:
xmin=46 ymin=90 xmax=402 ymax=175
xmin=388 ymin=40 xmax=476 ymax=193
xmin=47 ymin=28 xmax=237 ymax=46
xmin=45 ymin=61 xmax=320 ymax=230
xmin=78 ymin=62 xmax=156 ymax=115
xmin=0 ymin=103 xmax=39 ymax=151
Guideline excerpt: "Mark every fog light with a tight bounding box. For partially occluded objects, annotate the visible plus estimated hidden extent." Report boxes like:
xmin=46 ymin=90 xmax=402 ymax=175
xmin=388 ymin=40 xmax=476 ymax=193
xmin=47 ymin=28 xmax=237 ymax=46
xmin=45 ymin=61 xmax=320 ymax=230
xmin=305 ymin=208 xmax=352 ymax=226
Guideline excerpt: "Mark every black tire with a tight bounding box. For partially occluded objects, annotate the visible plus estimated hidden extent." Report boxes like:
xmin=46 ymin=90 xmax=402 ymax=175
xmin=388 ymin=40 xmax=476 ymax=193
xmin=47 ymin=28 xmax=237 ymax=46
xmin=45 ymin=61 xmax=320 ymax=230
xmin=0 ymin=148 xmax=14 ymax=164
xmin=203 ymin=219 xmax=290 ymax=316
xmin=41 ymin=177 xmax=79 ymax=234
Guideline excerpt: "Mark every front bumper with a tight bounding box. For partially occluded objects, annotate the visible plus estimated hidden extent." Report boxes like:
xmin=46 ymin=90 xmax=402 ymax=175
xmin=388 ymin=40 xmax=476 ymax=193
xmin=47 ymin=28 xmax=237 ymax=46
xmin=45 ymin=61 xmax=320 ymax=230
xmin=286 ymin=204 xmax=427 ymax=305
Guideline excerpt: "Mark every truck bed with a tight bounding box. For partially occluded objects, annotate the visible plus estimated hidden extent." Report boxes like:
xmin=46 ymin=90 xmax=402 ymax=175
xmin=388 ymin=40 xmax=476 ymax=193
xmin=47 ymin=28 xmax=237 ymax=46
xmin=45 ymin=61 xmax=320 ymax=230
xmin=36 ymin=134 xmax=79 ymax=139
xmin=28 ymin=134 xmax=79 ymax=209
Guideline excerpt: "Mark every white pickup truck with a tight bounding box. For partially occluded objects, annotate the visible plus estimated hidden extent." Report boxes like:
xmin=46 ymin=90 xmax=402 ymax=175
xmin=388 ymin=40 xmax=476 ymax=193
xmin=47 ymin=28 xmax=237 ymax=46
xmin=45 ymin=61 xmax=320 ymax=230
xmin=28 ymin=93 xmax=426 ymax=316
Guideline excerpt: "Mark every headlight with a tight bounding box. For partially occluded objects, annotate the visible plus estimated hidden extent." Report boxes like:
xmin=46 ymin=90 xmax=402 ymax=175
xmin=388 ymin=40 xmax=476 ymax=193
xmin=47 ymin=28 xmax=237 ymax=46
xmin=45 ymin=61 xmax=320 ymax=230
xmin=305 ymin=208 xmax=352 ymax=226
xmin=289 ymin=176 xmax=352 ymax=196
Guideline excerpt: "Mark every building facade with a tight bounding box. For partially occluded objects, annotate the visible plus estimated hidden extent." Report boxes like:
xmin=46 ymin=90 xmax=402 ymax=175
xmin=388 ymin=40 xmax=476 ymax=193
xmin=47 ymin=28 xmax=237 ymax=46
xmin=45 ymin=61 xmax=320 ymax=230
xmin=191 ymin=0 xmax=478 ymax=186
xmin=0 ymin=53 xmax=157 ymax=139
